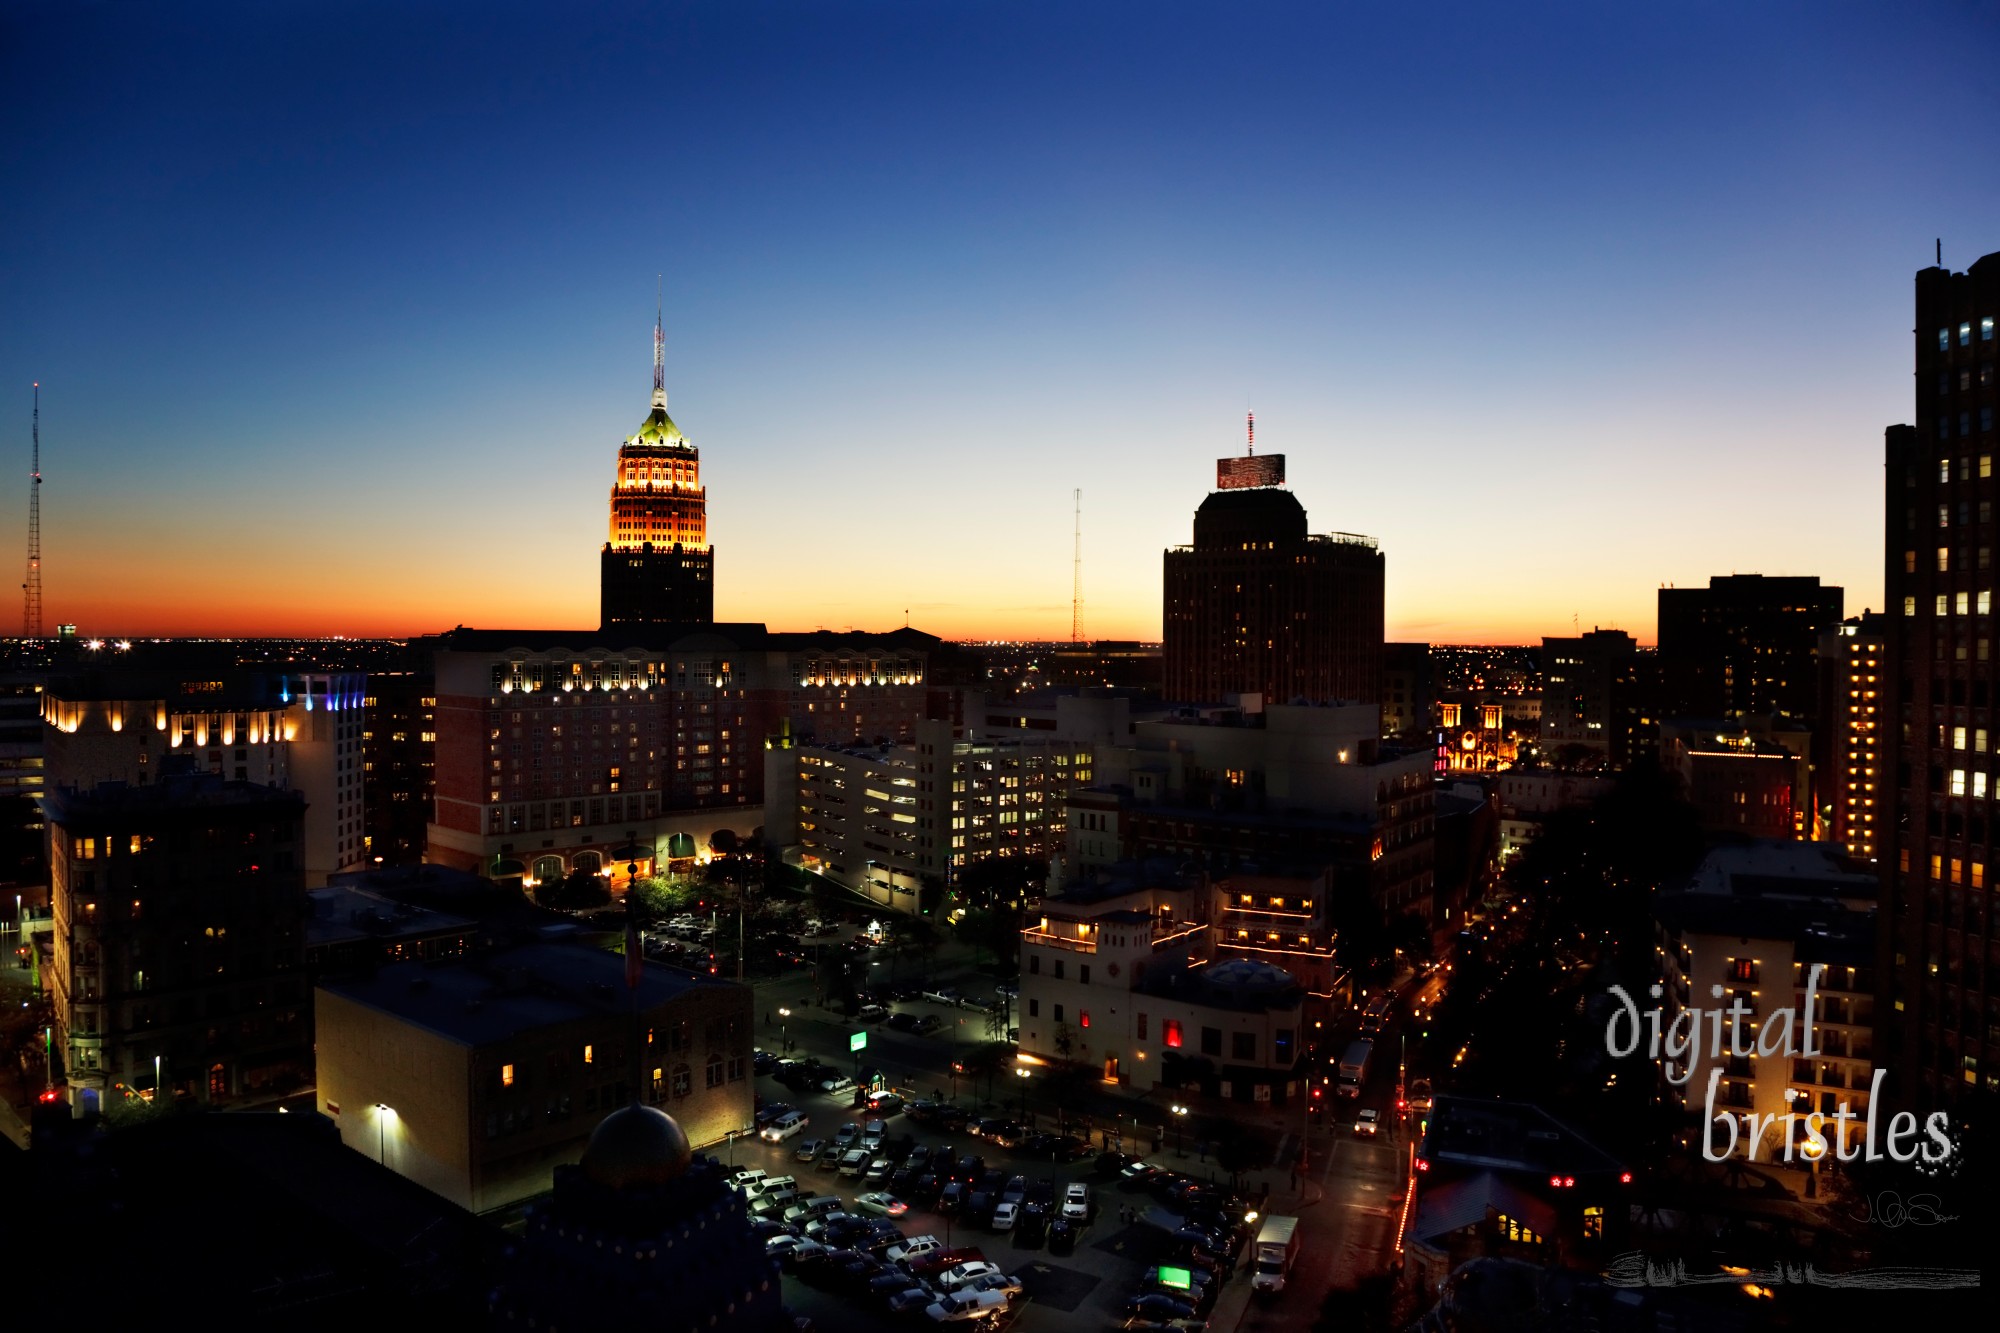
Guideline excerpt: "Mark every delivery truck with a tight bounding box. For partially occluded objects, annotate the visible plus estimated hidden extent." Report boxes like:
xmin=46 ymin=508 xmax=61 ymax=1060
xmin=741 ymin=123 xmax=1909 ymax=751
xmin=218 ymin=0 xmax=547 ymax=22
xmin=1336 ymin=1039 xmax=1373 ymax=1098
xmin=1251 ymin=1215 xmax=1300 ymax=1295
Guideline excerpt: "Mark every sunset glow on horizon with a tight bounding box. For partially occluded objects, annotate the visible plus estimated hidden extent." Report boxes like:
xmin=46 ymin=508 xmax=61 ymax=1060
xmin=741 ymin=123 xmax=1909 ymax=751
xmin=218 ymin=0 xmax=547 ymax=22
xmin=4 ymin=4 xmax=1991 ymax=648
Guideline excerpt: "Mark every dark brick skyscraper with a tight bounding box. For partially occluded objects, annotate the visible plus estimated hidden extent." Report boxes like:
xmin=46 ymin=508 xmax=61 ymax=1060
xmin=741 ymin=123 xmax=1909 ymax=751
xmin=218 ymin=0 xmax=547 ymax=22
xmin=1883 ymin=249 xmax=2000 ymax=1111
xmin=1657 ymin=574 xmax=1843 ymax=722
xmin=1162 ymin=438 xmax=1384 ymax=708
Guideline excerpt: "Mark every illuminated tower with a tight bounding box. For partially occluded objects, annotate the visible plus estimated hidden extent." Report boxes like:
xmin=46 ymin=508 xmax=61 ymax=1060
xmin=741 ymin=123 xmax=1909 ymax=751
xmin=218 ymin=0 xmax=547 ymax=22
xmin=600 ymin=308 xmax=713 ymax=628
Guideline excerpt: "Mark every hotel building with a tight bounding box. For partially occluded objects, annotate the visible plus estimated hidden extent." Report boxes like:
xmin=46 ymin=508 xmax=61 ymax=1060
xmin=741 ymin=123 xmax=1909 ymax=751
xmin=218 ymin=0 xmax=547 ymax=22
xmin=43 ymin=667 xmax=368 ymax=885
xmin=425 ymin=626 xmax=934 ymax=885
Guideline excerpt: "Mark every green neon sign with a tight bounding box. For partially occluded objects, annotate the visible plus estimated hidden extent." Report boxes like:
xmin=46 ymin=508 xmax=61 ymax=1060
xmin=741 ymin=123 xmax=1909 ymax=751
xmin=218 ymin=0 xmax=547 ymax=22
xmin=851 ymin=1031 xmax=868 ymax=1052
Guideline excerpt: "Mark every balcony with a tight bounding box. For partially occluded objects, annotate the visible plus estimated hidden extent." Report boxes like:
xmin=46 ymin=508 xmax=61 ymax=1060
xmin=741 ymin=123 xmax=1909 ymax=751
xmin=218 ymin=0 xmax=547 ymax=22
xmin=1021 ymin=928 xmax=1097 ymax=954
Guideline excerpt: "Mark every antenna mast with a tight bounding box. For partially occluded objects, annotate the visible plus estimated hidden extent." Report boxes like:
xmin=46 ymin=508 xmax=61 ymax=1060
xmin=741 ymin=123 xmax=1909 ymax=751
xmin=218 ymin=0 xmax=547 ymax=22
xmin=1247 ymin=410 xmax=1255 ymax=456
xmin=1071 ymin=489 xmax=1083 ymax=644
xmin=23 ymin=383 xmax=41 ymax=639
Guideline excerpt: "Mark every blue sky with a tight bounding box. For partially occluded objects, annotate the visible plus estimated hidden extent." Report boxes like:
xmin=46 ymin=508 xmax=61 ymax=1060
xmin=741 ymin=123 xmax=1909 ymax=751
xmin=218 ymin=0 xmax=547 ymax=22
xmin=2 ymin=1 xmax=1995 ymax=639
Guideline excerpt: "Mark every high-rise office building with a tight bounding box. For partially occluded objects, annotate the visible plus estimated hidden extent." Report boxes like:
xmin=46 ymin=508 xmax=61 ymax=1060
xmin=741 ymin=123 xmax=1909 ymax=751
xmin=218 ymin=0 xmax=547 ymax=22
xmin=1162 ymin=426 xmax=1384 ymax=709
xmin=1882 ymin=249 xmax=2000 ymax=1110
xmin=1539 ymin=629 xmax=1635 ymax=758
xmin=1817 ymin=612 xmax=1886 ymax=861
xmin=1658 ymin=574 xmax=1843 ymax=722
xmin=601 ymin=311 xmax=713 ymax=628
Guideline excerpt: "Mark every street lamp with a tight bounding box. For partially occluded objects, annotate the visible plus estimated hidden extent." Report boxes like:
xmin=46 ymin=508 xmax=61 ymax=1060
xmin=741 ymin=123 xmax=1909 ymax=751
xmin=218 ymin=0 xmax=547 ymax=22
xmin=1015 ymin=1066 xmax=1031 ymax=1121
xmin=779 ymin=1006 xmax=792 ymax=1052
xmin=1171 ymin=1104 xmax=1189 ymax=1157
xmin=951 ymin=1061 xmax=963 ymax=1103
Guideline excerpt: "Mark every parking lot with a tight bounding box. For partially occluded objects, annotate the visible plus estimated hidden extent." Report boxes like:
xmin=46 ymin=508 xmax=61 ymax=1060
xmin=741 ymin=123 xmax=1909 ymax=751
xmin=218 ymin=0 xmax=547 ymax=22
xmin=727 ymin=1083 xmax=1263 ymax=1333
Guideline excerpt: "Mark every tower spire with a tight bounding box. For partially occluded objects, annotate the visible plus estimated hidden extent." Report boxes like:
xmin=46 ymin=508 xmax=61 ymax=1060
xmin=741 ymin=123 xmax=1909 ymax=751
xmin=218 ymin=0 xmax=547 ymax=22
xmin=652 ymin=278 xmax=667 ymax=410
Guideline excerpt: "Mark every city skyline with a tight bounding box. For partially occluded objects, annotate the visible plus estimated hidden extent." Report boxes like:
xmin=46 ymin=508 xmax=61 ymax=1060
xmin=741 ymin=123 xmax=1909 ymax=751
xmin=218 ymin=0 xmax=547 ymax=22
xmin=3 ymin=3 xmax=1995 ymax=643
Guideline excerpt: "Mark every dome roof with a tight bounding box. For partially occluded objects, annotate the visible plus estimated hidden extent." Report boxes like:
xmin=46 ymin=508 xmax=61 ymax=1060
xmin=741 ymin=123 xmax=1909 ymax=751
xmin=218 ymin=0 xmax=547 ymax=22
xmin=628 ymin=406 xmax=686 ymax=447
xmin=1190 ymin=487 xmax=1307 ymax=546
xmin=579 ymin=1103 xmax=693 ymax=1191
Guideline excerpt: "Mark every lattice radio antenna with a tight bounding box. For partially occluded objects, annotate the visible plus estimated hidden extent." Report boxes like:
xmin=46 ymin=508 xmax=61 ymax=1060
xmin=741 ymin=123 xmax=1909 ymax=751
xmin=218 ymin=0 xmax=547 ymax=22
xmin=23 ymin=383 xmax=41 ymax=638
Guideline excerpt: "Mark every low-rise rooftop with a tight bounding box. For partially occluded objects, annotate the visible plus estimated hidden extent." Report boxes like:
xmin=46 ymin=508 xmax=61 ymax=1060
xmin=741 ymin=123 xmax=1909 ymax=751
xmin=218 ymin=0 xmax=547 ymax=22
xmin=318 ymin=943 xmax=732 ymax=1047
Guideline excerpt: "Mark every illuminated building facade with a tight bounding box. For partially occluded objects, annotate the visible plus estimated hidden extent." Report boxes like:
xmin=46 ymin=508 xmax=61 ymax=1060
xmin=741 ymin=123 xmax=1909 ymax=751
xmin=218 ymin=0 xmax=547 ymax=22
xmin=1653 ymin=843 xmax=1877 ymax=1161
xmin=1818 ymin=613 xmax=1886 ymax=861
xmin=1660 ymin=717 xmax=1811 ymax=841
xmin=46 ymin=774 xmax=311 ymax=1115
xmin=316 ymin=942 xmax=752 ymax=1212
xmin=1882 ymin=248 xmax=2000 ymax=1109
xmin=1163 ymin=438 xmax=1385 ymax=710
xmin=425 ymin=626 xmax=933 ymax=885
xmin=1015 ymin=871 xmax=1308 ymax=1099
xmin=764 ymin=717 xmax=1090 ymax=910
xmin=601 ymin=311 xmax=713 ymax=628
xmin=43 ymin=669 xmax=368 ymax=885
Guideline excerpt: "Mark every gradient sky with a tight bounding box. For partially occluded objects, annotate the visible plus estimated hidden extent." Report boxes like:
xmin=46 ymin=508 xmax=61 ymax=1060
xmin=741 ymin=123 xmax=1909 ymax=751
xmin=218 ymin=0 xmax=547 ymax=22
xmin=3 ymin=2 xmax=1995 ymax=643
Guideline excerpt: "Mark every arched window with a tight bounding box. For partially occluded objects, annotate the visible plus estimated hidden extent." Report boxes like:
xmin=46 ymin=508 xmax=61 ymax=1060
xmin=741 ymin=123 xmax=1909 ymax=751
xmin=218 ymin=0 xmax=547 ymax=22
xmin=533 ymin=855 xmax=564 ymax=883
xmin=671 ymin=1064 xmax=691 ymax=1098
xmin=705 ymin=1053 xmax=725 ymax=1089
xmin=573 ymin=851 xmax=603 ymax=876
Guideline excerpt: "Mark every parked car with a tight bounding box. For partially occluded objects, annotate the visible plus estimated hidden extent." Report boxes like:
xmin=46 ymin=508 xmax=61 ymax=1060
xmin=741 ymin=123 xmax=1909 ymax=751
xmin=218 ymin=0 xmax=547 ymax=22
xmin=822 ymin=1075 xmax=858 ymax=1095
xmin=867 ymin=1091 xmax=905 ymax=1115
xmin=887 ymin=1287 xmax=938 ymax=1315
xmin=858 ymin=1004 xmax=888 ymax=1023
xmin=1048 ymin=1216 xmax=1079 ymax=1255
xmin=921 ymin=987 xmax=961 ymax=1006
xmin=869 ymin=1272 xmax=923 ymax=1303
xmin=989 ymin=1202 xmax=1019 ymax=1231
xmin=840 ymin=1149 xmax=871 ymax=1177
xmin=913 ymin=1014 xmax=944 ymax=1034
xmin=963 ymin=1272 xmax=1023 ymax=1298
xmin=936 ymin=1260 xmax=1005 ymax=1291
xmin=755 ymin=1102 xmax=795 ymax=1127
xmin=795 ymin=1139 xmax=827 ymax=1163
xmin=1124 ymin=1294 xmax=1199 ymax=1322
xmin=1015 ymin=1203 xmax=1049 ymax=1247
xmin=924 ymin=1289 xmax=1010 ymax=1322
xmin=1062 ymin=1181 xmax=1092 ymax=1220
xmin=885 ymin=1235 xmax=945 ymax=1265
xmin=854 ymin=1192 xmax=909 ymax=1217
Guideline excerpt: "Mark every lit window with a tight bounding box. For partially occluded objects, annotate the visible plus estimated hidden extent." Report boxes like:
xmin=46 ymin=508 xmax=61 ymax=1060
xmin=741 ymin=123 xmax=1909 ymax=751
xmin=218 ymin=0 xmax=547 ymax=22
xmin=1951 ymin=769 xmax=1967 ymax=796
xmin=1984 ymin=317 xmax=1995 ymax=342
xmin=583 ymin=1044 xmax=593 ymax=1064
xmin=1163 ymin=1019 xmax=1184 ymax=1049
xmin=1961 ymin=322 xmax=1973 ymax=347
xmin=502 ymin=1063 xmax=515 ymax=1087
